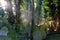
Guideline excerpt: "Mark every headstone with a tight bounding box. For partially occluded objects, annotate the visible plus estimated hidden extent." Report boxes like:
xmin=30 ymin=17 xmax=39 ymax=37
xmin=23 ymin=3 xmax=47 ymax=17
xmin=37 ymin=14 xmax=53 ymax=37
xmin=0 ymin=27 xmax=8 ymax=36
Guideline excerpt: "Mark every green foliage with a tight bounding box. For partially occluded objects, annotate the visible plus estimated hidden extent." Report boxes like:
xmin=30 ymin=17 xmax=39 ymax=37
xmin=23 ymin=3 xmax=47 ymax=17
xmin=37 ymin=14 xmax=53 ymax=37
xmin=0 ymin=0 xmax=59 ymax=40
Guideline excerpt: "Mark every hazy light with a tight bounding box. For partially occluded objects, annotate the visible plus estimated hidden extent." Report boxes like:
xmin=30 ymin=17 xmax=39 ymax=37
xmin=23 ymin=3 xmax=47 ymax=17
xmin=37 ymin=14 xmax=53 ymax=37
xmin=11 ymin=1 xmax=14 ymax=5
xmin=23 ymin=19 xmax=28 ymax=22
xmin=49 ymin=21 xmax=51 ymax=27
xmin=49 ymin=20 xmax=55 ymax=27
xmin=37 ymin=22 xmax=44 ymax=26
xmin=11 ymin=0 xmax=16 ymax=16
xmin=56 ymin=22 xmax=59 ymax=26
xmin=34 ymin=3 xmax=36 ymax=8
xmin=47 ymin=28 xmax=49 ymax=31
xmin=5 ymin=11 xmax=7 ymax=14
xmin=13 ymin=11 xmax=16 ymax=15
xmin=0 ymin=0 xmax=7 ymax=10
xmin=37 ymin=24 xmax=40 ymax=26
xmin=21 ymin=15 xmax=25 ymax=18
xmin=54 ymin=29 xmax=57 ymax=32
xmin=12 ymin=7 xmax=15 ymax=10
xmin=12 ymin=6 xmax=16 ymax=16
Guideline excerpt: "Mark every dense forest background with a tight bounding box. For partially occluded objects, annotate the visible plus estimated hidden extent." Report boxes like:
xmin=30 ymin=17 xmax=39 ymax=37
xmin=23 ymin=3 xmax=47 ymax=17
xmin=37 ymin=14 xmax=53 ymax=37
xmin=0 ymin=0 xmax=60 ymax=40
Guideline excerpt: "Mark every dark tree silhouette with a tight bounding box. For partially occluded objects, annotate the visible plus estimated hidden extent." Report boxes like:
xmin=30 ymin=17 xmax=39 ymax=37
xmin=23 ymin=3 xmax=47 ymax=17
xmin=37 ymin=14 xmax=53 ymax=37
xmin=6 ymin=0 xmax=15 ymax=25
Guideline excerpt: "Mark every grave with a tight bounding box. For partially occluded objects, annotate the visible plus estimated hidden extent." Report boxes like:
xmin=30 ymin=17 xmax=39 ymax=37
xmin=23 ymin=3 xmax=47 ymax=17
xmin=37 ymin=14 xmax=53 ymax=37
xmin=0 ymin=27 xmax=8 ymax=36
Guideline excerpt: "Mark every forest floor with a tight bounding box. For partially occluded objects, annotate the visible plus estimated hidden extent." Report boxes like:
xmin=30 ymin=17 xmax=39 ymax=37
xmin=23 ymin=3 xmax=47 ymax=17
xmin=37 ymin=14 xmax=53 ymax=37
xmin=46 ymin=33 xmax=60 ymax=40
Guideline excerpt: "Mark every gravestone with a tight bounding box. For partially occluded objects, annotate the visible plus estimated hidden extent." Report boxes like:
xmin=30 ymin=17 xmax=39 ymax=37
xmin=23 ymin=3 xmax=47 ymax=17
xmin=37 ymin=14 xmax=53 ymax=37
xmin=0 ymin=27 xmax=8 ymax=36
xmin=0 ymin=27 xmax=10 ymax=40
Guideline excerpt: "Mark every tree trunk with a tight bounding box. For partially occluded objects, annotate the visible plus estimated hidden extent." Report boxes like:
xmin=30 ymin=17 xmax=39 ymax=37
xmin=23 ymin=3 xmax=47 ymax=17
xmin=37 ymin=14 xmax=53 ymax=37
xmin=14 ymin=0 xmax=22 ymax=24
xmin=6 ymin=0 xmax=15 ymax=25
xmin=30 ymin=0 xmax=34 ymax=40
xmin=35 ymin=0 xmax=42 ymax=24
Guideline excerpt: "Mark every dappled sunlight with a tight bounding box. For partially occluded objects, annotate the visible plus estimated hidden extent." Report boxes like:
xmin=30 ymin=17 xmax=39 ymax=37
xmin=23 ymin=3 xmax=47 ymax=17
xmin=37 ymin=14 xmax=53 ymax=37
xmin=54 ymin=29 xmax=57 ymax=32
xmin=47 ymin=28 xmax=49 ymax=31
xmin=0 ymin=0 xmax=60 ymax=40
xmin=0 ymin=0 xmax=7 ymax=10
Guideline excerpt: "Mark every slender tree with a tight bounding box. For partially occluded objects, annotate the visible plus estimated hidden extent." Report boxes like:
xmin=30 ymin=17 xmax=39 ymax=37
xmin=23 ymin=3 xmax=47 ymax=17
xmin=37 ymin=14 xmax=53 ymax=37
xmin=14 ymin=0 xmax=22 ymax=24
xmin=35 ymin=0 xmax=43 ymax=24
xmin=30 ymin=0 xmax=34 ymax=40
xmin=6 ymin=0 xmax=15 ymax=25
